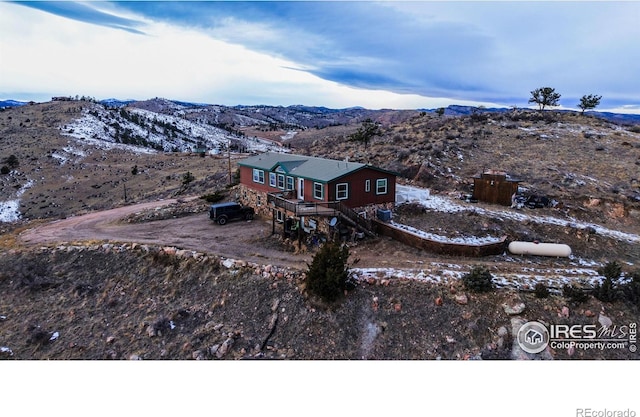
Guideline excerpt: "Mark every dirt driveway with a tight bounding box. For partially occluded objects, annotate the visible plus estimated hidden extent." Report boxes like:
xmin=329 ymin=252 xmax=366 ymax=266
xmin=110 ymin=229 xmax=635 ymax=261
xmin=18 ymin=196 xmax=457 ymax=271
xmin=18 ymin=198 xmax=321 ymax=268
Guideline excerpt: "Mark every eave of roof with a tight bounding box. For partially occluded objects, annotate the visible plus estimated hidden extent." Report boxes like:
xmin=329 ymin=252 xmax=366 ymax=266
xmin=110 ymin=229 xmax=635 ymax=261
xmin=239 ymin=152 xmax=396 ymax=182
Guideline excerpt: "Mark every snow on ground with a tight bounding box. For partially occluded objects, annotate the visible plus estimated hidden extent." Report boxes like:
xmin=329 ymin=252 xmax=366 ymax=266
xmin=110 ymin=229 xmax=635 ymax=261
xmin=0 ymin=179 xmax=34 ymax=222
xmin=61 ymin=110 xmax=158 ymax=154
xmin=375 ymin=184 xmax=638 ymax=288
xmin=280 ymin=130 xmax=298 ymax=141
xmin=60 ymin=105 xmax=287 ymax=154
xmin=396 ymin=185 xmax=640 ymax=244
xmin=352 ymin=262 xmax=610 ymax=293
xmin=389 ymin=221 xmax=504 ymax=245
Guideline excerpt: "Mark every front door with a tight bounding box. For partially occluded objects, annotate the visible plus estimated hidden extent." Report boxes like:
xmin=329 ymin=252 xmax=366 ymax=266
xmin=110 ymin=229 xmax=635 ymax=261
xmin=297 ymin=178 xmax=304 ymax=200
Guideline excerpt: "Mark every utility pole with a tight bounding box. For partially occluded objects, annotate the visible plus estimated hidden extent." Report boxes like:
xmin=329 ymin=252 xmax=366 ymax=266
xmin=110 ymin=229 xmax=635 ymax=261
xmin=228 ymin=139 xmax=232 ymax=186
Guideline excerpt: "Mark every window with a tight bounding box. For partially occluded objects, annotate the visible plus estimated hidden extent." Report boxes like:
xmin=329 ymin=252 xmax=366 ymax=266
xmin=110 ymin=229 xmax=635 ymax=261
xmin=253 ymin=169 xmax=264 ymax=184
xmin=376 ymin=178 xmax=388 ymax=195
xmin=365 ymin=179 xmax=371 ymax=192
xmin=313 ymin=182 xmax=324 ymax=200
xmin=336 ymin=183 xmax=348 ymax=200
xmin=276 ymin=210 xmax=284 ymax=223
xmin=286 ymin=176 xmax=294 ymax=191
xmin=269 ymin=172 xmax=277 ymax=187
xmin=277 ymin=174 xmax=285 ymax=189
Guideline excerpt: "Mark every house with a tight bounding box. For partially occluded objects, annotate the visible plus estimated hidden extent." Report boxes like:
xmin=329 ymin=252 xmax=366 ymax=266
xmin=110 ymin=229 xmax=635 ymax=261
xmin=472 ymin=170 xmax=520 ymax=206
xmin=237 ymin=152 xmax=397 ymax=239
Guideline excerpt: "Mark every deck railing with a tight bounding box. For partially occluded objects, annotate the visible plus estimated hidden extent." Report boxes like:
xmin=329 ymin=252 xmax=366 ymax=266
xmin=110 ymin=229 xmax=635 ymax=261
xmin=267 ymin=193 xmax=374 ymax=235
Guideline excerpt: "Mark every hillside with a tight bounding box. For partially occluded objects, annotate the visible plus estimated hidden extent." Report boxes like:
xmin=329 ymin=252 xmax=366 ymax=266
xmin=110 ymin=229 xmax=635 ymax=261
xmin=1 ymin=243 xmax=637 ymax=360
xmin=1 ymin=99 xmax=639 ymax=361
xmin=289 ymin=109 xmax=640 ymax=237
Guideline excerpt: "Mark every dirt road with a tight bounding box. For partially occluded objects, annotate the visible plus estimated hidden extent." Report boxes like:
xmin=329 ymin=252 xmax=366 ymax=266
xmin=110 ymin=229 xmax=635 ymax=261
xmin=18 ymin=198 xmax=318 ymax=268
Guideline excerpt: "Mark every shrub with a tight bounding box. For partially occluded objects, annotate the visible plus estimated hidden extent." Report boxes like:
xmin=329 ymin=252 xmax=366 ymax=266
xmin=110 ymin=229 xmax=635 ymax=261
xmin=593 ymin=261 xmax=623 ymax=302
xmin=462 ymin=266 xmax=494 ymax=293
xmin=620 ymin=269 xmax=640 ymax=306
xmin=182 ymin=171 xmax=195 ymax=185
xmin=305 ymin=242 xmax=355 ymax=303
xmin=562 ymin=284 xmax=589 ymax=304
xmin=534 ymin=282 xmax=550 ymax=298
xmin=4 ymin=154 xmax=19 ymax=169
xmin=0 ymin=165 xmax=9 ymax=175
xmin=200 ymin=191 xmax=225 ymax=203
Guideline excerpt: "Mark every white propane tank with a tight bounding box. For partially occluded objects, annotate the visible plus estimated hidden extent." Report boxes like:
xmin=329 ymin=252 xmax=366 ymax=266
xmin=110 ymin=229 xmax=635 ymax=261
xmin=508 ymin=241 xmax=572 ymax=257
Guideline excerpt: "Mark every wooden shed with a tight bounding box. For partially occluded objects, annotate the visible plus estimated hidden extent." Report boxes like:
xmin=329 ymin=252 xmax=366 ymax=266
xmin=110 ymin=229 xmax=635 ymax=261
xmin=472 ymin=170 xmax=520 ymax=206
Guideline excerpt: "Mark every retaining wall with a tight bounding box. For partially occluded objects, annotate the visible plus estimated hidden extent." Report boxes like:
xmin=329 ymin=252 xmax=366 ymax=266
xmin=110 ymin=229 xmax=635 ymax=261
xmin=373 ymin=219 xmax=507 ymax=257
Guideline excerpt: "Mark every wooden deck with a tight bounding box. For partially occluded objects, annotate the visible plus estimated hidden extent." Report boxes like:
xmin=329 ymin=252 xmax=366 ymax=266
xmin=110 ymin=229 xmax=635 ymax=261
xmin=267 ymin=193 xmax=339 ymax=217
xmin=267 ymin=193 xmax=374 ymax=235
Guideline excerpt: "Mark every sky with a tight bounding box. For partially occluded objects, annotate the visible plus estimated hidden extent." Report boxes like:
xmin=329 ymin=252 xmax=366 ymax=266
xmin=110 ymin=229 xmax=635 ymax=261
xmin=1 ymin=1 xmax=639 ymax=113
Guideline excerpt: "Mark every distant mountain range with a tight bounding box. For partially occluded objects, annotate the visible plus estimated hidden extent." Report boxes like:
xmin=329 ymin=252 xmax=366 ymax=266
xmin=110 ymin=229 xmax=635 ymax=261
xmin=2 ymin=98 xmax=639 ymax=125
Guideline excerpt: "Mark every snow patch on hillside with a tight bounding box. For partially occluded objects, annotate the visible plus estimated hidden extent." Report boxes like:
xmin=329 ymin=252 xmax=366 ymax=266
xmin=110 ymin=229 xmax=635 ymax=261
xmin=59 ymin=104 xmax=288 ymax=154
xmin=397 ymin=185 xmax=640 ymax=244
xmin=0 ymin=179 xmax=34 ymax=222
xmin=352 ymin=263 xmax=608 ymax=292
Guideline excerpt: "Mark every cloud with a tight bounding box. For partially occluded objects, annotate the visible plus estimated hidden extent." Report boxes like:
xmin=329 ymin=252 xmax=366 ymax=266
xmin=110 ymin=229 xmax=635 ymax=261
xmin=15 ymin=1 xmax=146 ymax=34
xmin=2 ymin=1 xmax=639 ymax=112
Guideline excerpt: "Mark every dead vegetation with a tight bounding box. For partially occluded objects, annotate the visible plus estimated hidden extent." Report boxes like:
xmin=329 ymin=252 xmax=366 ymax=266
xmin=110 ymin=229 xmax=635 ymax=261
xmin=2 ymin=102 xmax=639 ymax=360
xmin=1 ymin=244 xmax=637 ymax=360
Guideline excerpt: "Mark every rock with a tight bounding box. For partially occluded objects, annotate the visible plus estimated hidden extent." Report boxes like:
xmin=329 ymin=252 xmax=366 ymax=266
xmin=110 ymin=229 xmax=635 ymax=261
xmin=435 ymin=297 xmax=443 ymax=306
xmin=585 ymin=310 xmax=595 ymax=317
xmin=106 ymin=336 xmax=116 ymax=344
xmin=503 ymin=302 xmax=526 ymax=315
xmin=598 ymin=313 xmax=613 ymax=328
xmin=222 ymin=258 xmax=235 ymax=269
xmin=216 ymin=337 xmax=234 ymax=359
xmin=454 ymin=294 xmax=468 ymax=305
xmin=445 ymin=336 xmax=456 ymax=344
xmin=129 ymin=354 xmax=142 ymax=360
xmin=567 ymin=344 xmax=575 ymax=356
xmin=162 ymin=246 xmax=176 ymax=256
xmin=559 ymin=306 xmax=570 ymax=318
xmin=497 ymin=326 xmax=509 ymax=337
xmin=0 ymin=346 xmax=14 ymax=357
xmin=394 ymin=303 xmax=402 ymax=312
xmin=192 ymin=350 xmax=205 ymax=360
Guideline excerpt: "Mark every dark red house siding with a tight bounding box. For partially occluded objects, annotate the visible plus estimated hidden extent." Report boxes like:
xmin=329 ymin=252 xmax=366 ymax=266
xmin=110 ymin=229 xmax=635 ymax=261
xmin=239 ymin=165 xmax=395 ymax=208
xmin=327 ymin=168 xmax=396 ymax=208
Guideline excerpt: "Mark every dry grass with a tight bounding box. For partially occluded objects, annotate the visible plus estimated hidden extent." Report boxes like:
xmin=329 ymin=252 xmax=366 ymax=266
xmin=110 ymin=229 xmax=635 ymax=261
xmin=1 ymin=102 xmax=235 ymax=221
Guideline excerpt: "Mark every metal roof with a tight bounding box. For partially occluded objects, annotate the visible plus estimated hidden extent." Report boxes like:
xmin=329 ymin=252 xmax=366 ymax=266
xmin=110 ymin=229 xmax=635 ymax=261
xmin=239 ymin=152 xmax=391 ymax=182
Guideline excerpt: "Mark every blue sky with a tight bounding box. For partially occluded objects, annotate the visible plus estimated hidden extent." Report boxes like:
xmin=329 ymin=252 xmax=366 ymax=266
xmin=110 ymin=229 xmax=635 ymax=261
xmin=1 ymin=1 xmax=639 ymax=112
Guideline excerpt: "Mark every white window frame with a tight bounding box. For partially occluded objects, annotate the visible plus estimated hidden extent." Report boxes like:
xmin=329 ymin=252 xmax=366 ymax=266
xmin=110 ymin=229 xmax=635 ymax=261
xmin=286 ymin=176 xmax=294 ymax=191
xmin=376 ymin=178 xmax=388 ymax=195
xmin=313 ymin=182 xmax=324 ymax=200
xmin=277 ymin=173 xmax=285 ymax=189
xmin=269 ymin=172 xmax=277 ymax=187
xmin=365 ymin=179 xmax=371 ymax=193
xmin=276 ymin=210 xmax=284 ymax=223
xmin=336 ymin=183 xmax=349 ymax=200
xmin=253 ymin=168 xmax=264 ymax=184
